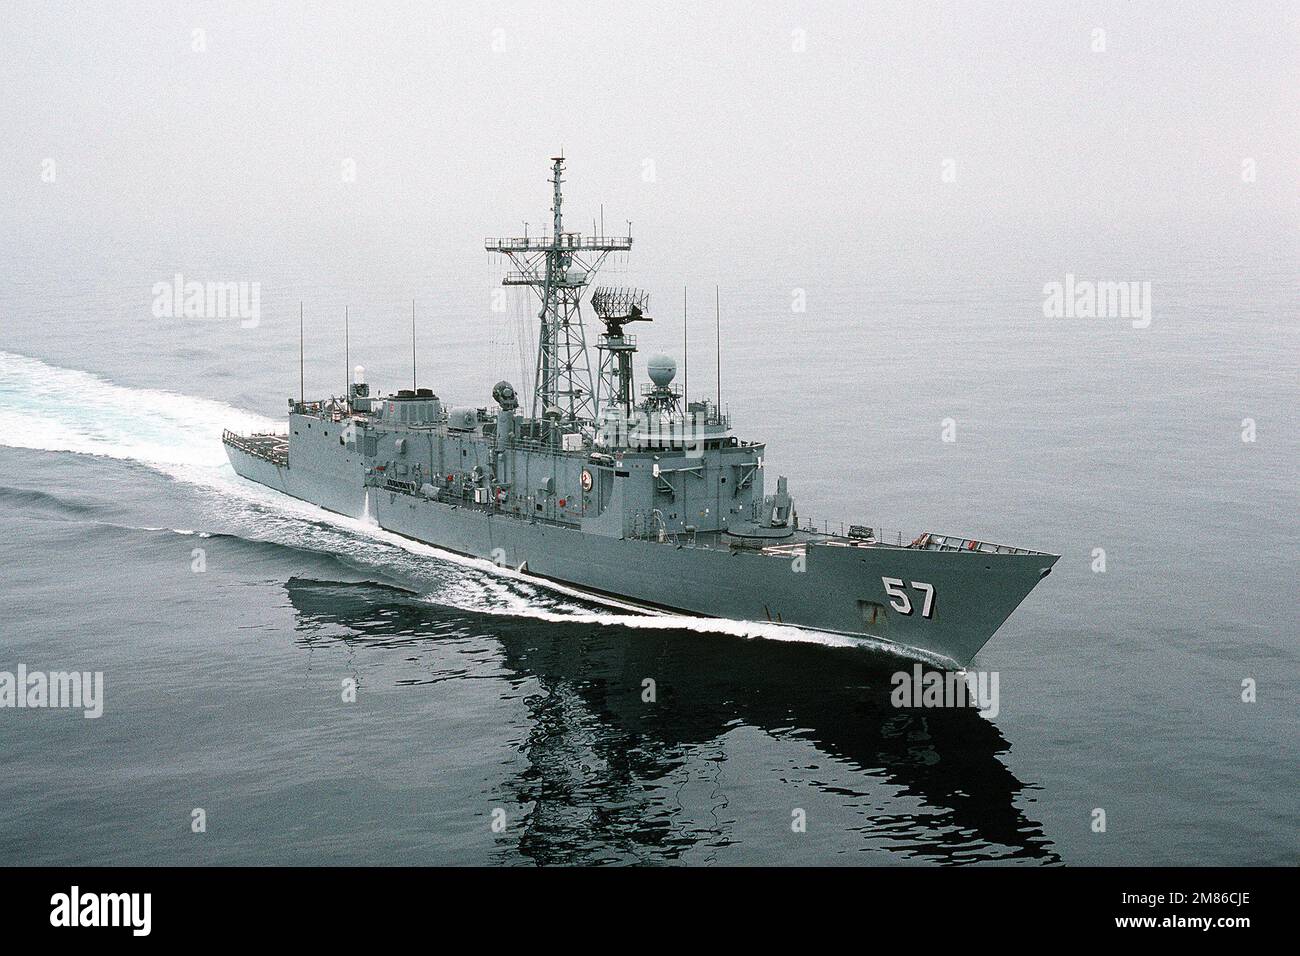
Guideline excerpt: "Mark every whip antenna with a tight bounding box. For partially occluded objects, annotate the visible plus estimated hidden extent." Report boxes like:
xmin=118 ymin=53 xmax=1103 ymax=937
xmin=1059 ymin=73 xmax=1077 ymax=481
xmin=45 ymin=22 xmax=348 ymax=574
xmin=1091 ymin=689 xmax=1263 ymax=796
xmin=715 ymin=286 xmax=721 ymax=412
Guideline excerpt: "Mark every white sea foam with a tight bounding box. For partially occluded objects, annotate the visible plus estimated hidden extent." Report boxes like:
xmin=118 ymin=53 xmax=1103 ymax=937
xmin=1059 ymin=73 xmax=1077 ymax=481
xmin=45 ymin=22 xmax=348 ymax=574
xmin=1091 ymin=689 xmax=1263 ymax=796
xmin=0 ymin=350 xmax=276 ymax=480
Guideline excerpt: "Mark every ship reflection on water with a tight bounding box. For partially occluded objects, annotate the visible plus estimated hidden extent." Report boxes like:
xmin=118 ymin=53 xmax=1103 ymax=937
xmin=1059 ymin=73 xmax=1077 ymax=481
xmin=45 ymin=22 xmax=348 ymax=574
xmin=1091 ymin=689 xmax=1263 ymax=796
xmin=285 ymin=577 xmax=1058 ymax=865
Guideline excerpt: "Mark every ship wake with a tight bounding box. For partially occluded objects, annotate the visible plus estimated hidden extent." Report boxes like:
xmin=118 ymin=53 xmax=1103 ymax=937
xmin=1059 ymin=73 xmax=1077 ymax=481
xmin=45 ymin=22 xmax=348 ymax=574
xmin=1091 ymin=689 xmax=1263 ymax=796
xmin=0 ymin=350 xmax=277 ymax=479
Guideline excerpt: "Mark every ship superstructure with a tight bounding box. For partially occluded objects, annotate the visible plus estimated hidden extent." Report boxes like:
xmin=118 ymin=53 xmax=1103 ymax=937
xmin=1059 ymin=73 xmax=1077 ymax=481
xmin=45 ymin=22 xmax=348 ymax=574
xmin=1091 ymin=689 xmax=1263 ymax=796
xmin=224 ymin=157 xmax=1056 ymax=665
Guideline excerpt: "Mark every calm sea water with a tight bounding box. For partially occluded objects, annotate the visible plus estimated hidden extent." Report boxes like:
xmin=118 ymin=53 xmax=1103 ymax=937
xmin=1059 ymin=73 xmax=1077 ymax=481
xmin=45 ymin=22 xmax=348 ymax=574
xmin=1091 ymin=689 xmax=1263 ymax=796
xmin=0 ymin=227 xmax=1295 ymax=865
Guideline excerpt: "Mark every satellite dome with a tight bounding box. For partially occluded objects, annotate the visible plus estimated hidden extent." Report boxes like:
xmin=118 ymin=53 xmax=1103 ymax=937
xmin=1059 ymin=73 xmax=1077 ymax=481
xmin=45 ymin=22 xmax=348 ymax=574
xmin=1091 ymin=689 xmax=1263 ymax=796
xmin=646 ymin=354 xmax=677 ymax=388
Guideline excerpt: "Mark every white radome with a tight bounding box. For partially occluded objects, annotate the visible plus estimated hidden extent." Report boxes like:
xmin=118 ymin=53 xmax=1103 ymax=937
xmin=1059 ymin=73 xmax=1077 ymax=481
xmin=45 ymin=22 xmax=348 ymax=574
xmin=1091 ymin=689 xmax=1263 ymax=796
xmin=646 ymin=354 xmax=677 ymax=387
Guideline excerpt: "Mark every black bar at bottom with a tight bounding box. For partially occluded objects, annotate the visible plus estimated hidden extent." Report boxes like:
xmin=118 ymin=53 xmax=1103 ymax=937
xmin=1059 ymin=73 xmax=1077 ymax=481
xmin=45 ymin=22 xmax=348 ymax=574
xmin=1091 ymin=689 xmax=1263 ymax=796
xmin=0 ymin=866 xmax=1284 ymax=941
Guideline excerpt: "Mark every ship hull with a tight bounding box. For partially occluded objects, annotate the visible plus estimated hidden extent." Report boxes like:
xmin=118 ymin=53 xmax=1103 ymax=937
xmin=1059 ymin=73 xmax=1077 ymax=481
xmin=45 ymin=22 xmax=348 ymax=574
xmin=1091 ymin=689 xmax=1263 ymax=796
xmin=225 ymin=442 xmax=1055 ymax=666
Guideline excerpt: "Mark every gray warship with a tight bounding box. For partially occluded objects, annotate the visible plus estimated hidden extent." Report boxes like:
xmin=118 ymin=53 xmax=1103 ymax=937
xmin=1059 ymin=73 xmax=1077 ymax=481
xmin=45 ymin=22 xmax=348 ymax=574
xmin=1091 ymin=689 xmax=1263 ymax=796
xmin=223 ymin=157 xmax=1057 ymax=665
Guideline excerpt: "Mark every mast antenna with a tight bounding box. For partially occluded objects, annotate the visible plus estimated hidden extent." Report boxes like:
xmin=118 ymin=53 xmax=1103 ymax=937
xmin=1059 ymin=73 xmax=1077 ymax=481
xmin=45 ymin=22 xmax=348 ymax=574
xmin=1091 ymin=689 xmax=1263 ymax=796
xmin=344 ymin=305 xmax=349 ymax=397
xmin=683 ymin=285 xmax=688 ymax=407
xmin=485 ymin=156 xmax=631 ymax=426
xmin=299 ymin=301 xmax=304 ymax=405
xmin=411 ymin=299 xmax=417 ymax=390
xmin=715 ymin=285 xmax=721 ymax=412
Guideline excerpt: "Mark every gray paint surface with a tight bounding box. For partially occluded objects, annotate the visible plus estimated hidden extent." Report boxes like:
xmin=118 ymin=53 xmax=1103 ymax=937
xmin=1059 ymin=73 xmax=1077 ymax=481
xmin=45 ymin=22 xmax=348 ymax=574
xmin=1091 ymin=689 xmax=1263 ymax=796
xmin=226 ymin=393 xmax=1057 ymax=666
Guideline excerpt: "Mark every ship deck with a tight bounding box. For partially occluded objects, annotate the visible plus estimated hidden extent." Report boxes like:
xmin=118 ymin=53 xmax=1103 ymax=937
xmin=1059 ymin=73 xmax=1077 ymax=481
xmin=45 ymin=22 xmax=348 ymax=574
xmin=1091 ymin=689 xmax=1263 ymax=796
xmin=693 ymin=528 xmax=1052 ymax=557
xmin=222 ymin=430 xmax=288 ymax=467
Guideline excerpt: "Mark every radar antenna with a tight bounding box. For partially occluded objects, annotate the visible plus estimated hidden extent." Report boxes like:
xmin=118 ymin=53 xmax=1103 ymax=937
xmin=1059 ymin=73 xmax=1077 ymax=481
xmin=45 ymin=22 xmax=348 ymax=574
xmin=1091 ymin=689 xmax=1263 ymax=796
xmin=591 ymin=287 xmax=651 ymax=415
xmin=485 ymin=156 xmax=632 ymax=430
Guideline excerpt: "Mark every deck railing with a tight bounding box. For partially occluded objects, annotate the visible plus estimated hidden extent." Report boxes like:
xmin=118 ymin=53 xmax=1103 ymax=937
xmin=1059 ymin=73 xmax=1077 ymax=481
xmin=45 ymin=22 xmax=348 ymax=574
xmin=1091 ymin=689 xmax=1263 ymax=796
xmin=485 ymin=234 xmax=633 ymax=252
xmin=222 ymin=429 xmax=289 ymax=466
xmin=794 ymin=516 xmax=919 ymax=547
xmin=793 ymin=517 xmax=1046 ymax=554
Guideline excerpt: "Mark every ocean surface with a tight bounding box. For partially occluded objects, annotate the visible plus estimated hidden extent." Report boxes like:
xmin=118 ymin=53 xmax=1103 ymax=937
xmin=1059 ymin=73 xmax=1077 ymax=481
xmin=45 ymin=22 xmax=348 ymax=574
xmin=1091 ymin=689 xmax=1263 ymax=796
xmin=0 ymin=227 xmax=1295 ymax=866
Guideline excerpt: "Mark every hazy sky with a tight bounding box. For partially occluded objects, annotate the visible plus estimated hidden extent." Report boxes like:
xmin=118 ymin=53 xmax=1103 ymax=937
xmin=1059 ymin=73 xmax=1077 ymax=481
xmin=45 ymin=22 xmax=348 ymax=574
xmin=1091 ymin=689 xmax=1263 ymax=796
xmin=3 ymin=0 xmax=1295 ymax=267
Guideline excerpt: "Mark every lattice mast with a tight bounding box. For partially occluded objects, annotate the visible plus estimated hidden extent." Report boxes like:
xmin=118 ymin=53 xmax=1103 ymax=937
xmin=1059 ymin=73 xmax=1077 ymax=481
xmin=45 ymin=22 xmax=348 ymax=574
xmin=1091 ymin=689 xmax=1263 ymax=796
xmin=485 ymin=156 xmax=632 ymax=428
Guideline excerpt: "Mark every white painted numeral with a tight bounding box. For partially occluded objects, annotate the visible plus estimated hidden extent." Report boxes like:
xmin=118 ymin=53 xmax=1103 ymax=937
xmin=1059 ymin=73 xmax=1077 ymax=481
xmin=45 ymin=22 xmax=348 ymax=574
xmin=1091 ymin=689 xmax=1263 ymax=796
xmin=881 ymin=577 xmax=936 ymax=619
xmin=882 ymin=577 xmax=912 ymax=614
xmin=911 ymin=580 xmax=935 ymax=619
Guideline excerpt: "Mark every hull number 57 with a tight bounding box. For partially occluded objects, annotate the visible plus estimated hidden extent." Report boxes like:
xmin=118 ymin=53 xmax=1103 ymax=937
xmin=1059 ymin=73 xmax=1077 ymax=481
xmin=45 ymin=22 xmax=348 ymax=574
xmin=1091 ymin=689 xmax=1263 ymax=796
xmin=882 ymin=578 xmax=936 ymax=619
